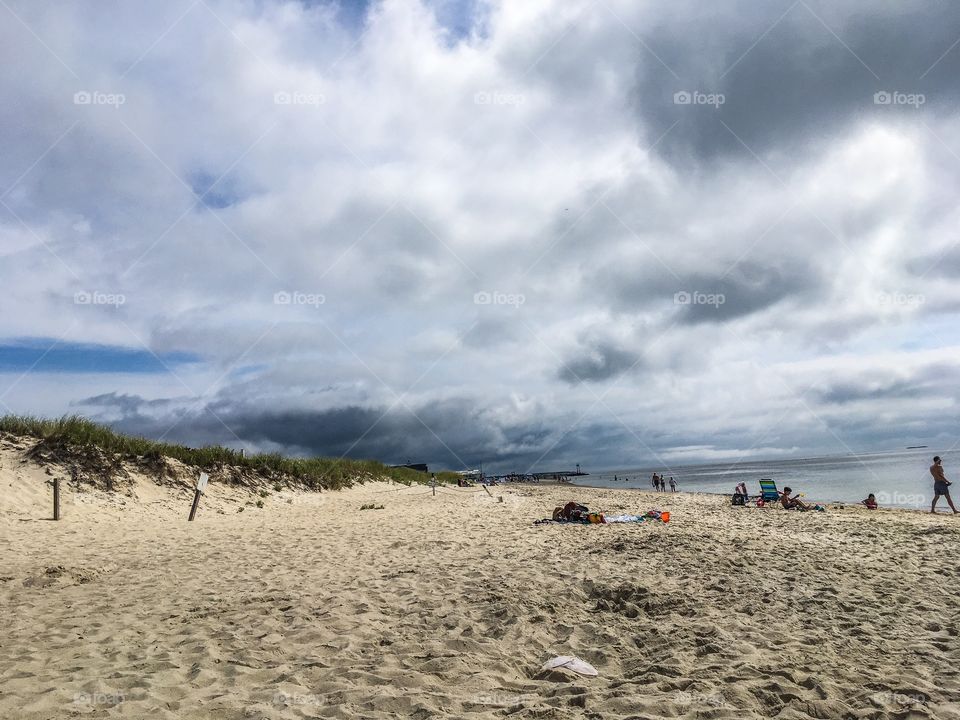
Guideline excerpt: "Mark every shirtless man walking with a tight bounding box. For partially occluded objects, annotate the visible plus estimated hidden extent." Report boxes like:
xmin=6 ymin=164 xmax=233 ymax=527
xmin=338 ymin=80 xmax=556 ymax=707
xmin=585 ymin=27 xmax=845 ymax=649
xmin=930 ymin=456 xmax=959 ymax=514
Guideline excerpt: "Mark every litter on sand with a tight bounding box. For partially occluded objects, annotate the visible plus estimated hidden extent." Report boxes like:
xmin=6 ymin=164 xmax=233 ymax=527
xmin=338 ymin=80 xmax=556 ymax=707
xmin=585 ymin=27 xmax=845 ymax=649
xmin=541 ymin=656 xmax=599 ymax=677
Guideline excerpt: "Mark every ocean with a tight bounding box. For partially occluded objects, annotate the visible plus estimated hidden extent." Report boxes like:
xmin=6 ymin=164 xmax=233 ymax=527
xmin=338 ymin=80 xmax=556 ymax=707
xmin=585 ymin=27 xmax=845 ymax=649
xmin=570 ymin=448 xmax=954 ymax=510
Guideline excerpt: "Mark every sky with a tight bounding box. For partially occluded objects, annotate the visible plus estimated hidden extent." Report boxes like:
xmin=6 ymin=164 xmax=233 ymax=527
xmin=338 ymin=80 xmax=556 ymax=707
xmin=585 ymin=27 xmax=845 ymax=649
xmin=2 ymin=0 xmax=960 ymax=474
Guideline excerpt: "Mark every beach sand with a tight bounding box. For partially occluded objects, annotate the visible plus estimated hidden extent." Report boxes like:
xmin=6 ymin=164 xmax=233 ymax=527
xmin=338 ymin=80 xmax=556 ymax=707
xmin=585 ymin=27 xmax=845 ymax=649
xmin=3 ymin=455 xmax=960 ymax=718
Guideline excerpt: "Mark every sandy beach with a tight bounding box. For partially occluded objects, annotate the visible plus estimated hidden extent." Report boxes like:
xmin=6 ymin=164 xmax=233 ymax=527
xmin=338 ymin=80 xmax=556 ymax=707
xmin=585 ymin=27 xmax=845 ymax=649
xmin=3 ymin=452 xmax=960 ymax=719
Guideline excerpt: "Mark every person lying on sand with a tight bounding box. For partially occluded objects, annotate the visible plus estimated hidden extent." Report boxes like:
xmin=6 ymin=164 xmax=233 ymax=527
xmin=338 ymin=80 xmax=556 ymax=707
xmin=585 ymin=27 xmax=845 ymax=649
xmin=862 ymin=493 xmax=878 ymax=510
xmin=780 ymin=486 xmax=813 ymax=511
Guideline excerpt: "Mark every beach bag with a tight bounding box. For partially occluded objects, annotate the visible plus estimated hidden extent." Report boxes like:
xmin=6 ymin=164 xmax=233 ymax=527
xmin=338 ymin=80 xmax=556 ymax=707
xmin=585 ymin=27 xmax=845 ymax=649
xmin=732 ymin=493 xmax=745 ymax=506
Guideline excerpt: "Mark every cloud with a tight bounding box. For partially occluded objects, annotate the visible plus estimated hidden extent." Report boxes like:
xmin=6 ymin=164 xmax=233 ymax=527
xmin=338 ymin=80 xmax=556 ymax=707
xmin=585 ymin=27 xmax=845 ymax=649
xmin=557 ymin=341 xmax=643 ymax=384
xmin=2 ymin=0 xmax=960 ymax=472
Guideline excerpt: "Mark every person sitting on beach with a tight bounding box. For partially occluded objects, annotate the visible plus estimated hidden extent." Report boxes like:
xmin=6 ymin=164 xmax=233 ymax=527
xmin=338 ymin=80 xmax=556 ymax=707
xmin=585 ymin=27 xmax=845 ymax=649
xmin=731 ymin=482 xmax=748 ymax=506
xmin=779 ymin=486 xmax=812 ymax=511
xmin=553 ymin=501 xmax=590 ymax=521
xmin=862 ymin=493 xmax=878 ymax=509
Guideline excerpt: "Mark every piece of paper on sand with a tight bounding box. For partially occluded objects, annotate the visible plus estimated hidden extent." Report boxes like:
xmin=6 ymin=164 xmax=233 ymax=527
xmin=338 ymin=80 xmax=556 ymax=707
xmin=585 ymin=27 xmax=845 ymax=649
xmin=541 ymin=655 xmax=598 ymax=677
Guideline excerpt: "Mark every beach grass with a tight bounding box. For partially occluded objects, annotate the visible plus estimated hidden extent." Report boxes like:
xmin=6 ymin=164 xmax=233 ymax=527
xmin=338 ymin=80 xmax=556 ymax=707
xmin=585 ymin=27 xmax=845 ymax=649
xmin=0 ymin=415 xmax=460 ymax=490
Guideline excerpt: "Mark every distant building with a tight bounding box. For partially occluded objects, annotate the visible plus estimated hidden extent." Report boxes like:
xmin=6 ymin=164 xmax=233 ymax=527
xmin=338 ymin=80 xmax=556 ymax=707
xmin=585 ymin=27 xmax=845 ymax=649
xmin=391 ymin=463 xmax=429 ymax=473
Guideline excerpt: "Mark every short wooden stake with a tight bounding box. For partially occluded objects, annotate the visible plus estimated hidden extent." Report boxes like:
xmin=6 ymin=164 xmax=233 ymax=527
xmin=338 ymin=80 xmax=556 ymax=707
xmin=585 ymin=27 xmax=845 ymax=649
xmin=53 ymin=478 xmax=60 ymax=521
xmin=188 ymin=489 xmax=202 ymax=521
xmin=189 ymin=472 xmax=209 ymax=521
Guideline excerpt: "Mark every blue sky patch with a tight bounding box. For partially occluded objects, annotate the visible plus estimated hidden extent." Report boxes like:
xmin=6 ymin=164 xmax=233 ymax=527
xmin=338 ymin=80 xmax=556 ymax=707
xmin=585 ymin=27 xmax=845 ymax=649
xmin=0 ymin=339 xmax=201 ymax=374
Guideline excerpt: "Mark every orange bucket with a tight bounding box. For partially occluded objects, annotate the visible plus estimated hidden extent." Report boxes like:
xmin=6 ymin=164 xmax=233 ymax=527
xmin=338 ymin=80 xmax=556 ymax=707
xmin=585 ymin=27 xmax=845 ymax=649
xmin=661 ymin=511 xmax=670 ymax=523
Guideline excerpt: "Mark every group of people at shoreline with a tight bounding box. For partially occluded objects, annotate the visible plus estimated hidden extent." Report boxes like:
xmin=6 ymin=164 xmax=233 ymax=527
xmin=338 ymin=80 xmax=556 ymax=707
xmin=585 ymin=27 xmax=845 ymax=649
xmin=651 ymin=473 xmax=676 ymax=492
xmin=610 ymin=473 xmax=676 ymax=492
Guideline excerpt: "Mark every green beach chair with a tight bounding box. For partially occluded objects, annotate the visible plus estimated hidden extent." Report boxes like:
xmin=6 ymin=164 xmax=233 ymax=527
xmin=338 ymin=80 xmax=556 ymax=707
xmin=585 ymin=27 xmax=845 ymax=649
xmin=758 ymin=479 xmax=780 ymax=504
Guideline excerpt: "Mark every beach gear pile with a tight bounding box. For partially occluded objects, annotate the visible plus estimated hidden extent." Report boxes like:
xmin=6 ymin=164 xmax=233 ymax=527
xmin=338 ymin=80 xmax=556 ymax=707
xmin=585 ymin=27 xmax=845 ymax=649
xmin=534 ymin=501 xmax=670 ymax=525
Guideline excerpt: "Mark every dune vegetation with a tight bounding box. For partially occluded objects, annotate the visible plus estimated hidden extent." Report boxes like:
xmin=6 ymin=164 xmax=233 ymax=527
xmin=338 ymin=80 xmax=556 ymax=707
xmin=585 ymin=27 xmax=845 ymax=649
xmin=0 ymin=415 xmax=458 ymax=490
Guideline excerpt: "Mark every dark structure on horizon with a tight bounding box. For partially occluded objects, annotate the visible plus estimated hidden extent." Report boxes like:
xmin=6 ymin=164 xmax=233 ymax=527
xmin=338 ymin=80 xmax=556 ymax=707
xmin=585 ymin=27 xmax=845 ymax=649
xmin=391 ymin=462 xmax=428 ymax=473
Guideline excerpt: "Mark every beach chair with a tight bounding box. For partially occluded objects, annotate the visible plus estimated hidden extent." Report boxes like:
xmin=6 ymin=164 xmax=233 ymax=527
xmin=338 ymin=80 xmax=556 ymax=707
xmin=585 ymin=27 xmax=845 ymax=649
xmin=758 ymin=479 xmax=780 ymax=505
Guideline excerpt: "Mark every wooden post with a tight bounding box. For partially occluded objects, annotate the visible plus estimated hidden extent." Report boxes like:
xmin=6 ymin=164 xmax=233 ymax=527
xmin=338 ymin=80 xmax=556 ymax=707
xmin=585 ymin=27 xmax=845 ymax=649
xmin=483 ymin=484 xmax=492 ymax=497
xmin=188 ymin=472 xmax=209 ymax=521
xmin=188 ymin=489 xmax=201 ymax=521
xmin=430 ymin=474 xmax=436 ymax=496
xmin=53 ymin=478 xmax=60 ymax=521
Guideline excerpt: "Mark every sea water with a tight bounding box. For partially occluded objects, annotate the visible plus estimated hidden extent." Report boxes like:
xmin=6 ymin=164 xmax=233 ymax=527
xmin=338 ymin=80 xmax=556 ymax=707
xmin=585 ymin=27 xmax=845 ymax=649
xmin=571 ymin=448 xmax=952 ymax=510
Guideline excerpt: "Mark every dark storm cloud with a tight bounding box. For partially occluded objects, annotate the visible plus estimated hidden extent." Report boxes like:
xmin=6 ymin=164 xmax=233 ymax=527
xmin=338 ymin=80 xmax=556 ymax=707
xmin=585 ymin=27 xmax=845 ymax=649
xmin=597 ymin=259 xmax=818 ymax=323
xmin=634 ymin=0 xmax=960 ymax=164
xmin=74 ymin=388 xmax=666 ymax=472
xmin=557 ymin=341 xmax=643 ymax=384
xmin=677 ymin=262 xmax=814 ymax=324
xmin=75 ymin=392 xmax=175 ymax=415
xmin=814 ymin=363 xmax=960 ymax=405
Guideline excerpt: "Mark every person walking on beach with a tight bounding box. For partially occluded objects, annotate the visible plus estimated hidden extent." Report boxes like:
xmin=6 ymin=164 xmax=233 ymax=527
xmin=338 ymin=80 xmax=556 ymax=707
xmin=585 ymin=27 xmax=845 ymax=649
xmin=930 ymin=456 xmax=959 ymax=514
xmin=669 ymin=476 xmax=676 ymax=492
